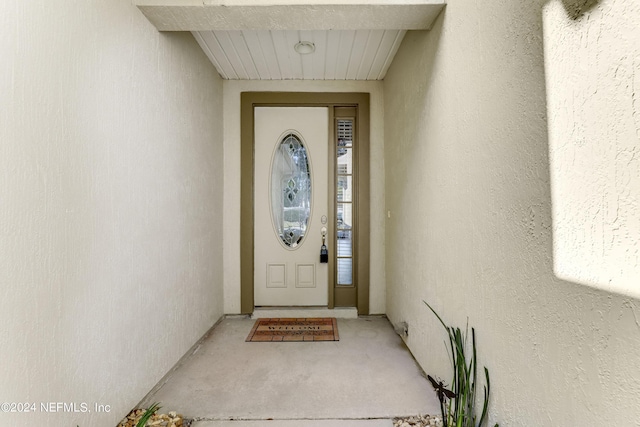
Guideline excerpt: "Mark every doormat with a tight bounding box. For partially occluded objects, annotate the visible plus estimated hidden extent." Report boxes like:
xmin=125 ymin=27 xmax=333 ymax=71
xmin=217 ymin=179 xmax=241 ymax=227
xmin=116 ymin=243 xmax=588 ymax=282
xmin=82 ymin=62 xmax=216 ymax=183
xmin=246 ymin=318 xmax=339 ymax=342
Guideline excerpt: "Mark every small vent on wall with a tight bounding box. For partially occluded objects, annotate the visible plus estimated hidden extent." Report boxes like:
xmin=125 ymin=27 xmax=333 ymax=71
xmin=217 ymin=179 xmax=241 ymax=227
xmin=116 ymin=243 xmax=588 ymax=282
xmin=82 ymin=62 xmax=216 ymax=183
xmin=394 ymin=321 xmax=409 ymax=339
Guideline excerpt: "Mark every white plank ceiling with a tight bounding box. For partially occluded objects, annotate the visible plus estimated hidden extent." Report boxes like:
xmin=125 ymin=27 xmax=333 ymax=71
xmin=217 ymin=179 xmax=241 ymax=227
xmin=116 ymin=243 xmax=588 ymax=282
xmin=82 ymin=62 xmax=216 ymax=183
xmin=193 ymin=30 xmax=407 ymax=80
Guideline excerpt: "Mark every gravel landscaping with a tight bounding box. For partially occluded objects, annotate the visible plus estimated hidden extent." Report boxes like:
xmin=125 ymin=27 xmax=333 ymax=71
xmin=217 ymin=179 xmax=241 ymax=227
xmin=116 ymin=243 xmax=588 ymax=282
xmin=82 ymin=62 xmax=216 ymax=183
xmin=394 ymin=414 xmax=444 ymax=427
xmin=117 ymin=408 xmax=192 ymax=427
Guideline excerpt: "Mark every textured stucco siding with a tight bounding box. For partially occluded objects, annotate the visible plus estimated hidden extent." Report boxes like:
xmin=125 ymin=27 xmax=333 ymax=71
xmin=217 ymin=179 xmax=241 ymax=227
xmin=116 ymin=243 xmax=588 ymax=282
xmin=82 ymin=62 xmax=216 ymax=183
xmin=384 ymin=0 xmax=640 ymax=425
xmin=0 ymin=1 xmax=224 ymax=426
xmin=545 ymin=0 xmax=640 ymax=298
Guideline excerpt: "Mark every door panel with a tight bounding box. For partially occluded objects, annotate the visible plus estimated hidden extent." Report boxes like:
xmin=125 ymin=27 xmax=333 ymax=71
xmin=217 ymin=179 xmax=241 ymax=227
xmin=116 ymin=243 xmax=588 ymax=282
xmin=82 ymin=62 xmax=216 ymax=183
xmin=254 ymin=107 xmax=329 ymax=306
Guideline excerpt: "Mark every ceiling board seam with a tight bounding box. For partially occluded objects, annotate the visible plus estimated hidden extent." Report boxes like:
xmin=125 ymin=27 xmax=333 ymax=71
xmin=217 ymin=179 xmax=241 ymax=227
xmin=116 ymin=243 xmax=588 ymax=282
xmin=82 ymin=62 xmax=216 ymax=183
xmin=238 ymin=31 xmax=261 ymax=79
xmin=377 ymin=30 xmax=403 ymax=80
xmin=366 ymin=30 xmax=387 ymax=80
xmin=285 ymin=31 xmax=303 ymax=80
xmin=302 ymin=30 xmax=321 ymax=80
xmin=242 ymin=31 xmax=270 ymax=80
xmin=344 ymin=31 xmax=358 ymax=80
xmin=355 ymin=30 xmax=373 ymax=80
xmin=324 ymin=31 xmax=339 ymax=80
xmin=255 ymin=30 xmax=280 ymax=80
xmin=336 ymin=31 xmax=356 ymax=80
xmin=212 ymin=32 xmax=241 ymax=79
xmin=253 ymin=31 xmax=272 ymax=80
xmin=269 ymin=31 xmax=284 ymax=80
xmin=205 ymin=31 xmax=239 ymax=79
xmin=222 ymin=31 xmax=251 ymax=79
xmin=192 ymin=32 xmax=228 ymax=79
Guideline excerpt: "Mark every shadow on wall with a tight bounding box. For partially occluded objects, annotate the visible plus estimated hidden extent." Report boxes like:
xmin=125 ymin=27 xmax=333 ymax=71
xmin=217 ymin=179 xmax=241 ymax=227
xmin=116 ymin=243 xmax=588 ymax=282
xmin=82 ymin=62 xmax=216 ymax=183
xmin=560 ymin=0 xmax=600 ymax=19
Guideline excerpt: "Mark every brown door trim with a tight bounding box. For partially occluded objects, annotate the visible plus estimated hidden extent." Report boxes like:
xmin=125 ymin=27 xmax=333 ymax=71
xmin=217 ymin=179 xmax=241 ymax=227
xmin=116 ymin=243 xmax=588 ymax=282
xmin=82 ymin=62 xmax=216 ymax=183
xmin=240 ymin=92 xmax=370 ymax=315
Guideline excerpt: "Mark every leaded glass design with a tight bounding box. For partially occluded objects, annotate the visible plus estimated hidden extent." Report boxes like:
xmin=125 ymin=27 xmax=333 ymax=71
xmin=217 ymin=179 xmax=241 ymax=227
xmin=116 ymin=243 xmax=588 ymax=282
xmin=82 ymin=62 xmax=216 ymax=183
xmin=271 ymin=133 xmax=312 ymax=248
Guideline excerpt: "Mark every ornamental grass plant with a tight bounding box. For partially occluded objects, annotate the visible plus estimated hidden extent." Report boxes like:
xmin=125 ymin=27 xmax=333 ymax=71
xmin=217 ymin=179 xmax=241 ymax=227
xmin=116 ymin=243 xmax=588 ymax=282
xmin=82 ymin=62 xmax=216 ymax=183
xmin=424 ymin=301 xmax=498 ymax=427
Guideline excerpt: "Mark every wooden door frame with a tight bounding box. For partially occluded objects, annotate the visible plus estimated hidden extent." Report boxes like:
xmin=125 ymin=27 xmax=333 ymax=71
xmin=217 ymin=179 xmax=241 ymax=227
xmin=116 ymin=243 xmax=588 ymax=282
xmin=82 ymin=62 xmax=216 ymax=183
xmin=240 ymin=92 xmax=370 ymax=315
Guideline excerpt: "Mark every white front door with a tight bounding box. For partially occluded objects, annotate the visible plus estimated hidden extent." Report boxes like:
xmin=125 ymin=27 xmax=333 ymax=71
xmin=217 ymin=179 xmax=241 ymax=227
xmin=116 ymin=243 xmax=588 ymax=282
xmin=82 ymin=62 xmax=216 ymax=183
xmin=254 ymin=107 xmax=329 ymax=306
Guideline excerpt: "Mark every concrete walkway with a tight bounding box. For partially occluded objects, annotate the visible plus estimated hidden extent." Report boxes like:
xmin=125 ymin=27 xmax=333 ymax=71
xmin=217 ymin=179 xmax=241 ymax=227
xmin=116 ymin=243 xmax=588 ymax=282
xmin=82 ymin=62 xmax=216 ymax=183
xmin=141 ymin=316 xmax=439 ymax=427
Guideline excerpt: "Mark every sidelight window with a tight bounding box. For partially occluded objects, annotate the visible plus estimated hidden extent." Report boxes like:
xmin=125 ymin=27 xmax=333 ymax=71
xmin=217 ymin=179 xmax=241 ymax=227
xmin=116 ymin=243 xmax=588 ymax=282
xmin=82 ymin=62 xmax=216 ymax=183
xmin=336 ymin=119 xmax=354 ymax=286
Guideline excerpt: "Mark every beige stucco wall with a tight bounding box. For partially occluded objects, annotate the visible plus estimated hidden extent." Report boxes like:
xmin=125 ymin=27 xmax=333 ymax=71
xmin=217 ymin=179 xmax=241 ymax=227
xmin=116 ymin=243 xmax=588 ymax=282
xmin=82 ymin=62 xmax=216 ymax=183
xmin=222 ymin=80 xmax=386 ymax=314
xmin=0 ymin=1 xmax=224 ymax=426
xmin=544 ymin=0 xmax=640 ymax=298
xmin=384 ymin=1 xmax=640 ymax=425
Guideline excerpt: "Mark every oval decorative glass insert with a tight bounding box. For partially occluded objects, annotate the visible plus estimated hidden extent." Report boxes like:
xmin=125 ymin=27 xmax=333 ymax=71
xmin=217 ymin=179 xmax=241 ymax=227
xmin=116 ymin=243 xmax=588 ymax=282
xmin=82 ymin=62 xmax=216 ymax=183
xmin=271 ymin=133 xmax=312 ymax=248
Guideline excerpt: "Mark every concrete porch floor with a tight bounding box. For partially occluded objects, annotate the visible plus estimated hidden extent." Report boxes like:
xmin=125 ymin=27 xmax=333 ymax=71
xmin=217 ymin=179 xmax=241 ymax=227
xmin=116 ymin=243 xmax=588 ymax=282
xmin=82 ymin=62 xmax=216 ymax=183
xmin=141 ymin=316 xmax=439 ymax=427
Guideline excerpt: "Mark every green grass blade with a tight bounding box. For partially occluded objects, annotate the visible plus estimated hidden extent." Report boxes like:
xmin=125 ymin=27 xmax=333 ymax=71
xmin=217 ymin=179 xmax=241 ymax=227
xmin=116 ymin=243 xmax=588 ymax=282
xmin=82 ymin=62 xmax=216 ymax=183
xmin=472 ymin=328 xmax=477 ymax=388
xmin=424 ymin=301 xmax=449 ymax=331
xmin=136 ymin=402 xmax=161 ymax=427
xmin=478 ymin=368 xmax=490 ymax=427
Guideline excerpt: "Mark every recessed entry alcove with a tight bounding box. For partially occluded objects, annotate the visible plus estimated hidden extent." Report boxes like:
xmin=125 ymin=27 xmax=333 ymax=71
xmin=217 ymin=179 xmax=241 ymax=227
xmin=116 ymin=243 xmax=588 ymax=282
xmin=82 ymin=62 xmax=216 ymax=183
xmin=134 ymin=0 xmax=446 ymax=314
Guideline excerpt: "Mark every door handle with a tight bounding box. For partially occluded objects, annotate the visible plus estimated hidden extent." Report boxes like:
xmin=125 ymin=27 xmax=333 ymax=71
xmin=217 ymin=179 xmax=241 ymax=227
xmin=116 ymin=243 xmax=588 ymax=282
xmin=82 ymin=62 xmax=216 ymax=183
xmin=320 ymin=227 xmax=328 ymax=263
